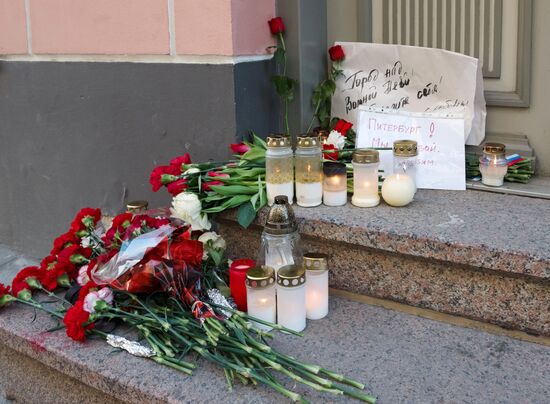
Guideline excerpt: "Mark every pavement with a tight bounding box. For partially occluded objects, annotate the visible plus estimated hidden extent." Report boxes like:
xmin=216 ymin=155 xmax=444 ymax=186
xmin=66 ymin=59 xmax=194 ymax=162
xmin=0 ymin=245 xmax=549 ymax=403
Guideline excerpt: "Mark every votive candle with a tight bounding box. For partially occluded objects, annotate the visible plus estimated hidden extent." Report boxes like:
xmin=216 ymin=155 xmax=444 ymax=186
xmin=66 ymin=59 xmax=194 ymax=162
xmin=277 ymin=265 xmax=307 ymax=332
xmin=381 ymin=174 xmax=415 ymax=207
xmin=479 ymin=143 xmax=508 ymax=187
xmin=323 ymin=162 xmax=347 ymax=206
xmin=295 ymin=134 xmax=323 ymax=207
xmin=351 ymin=149 xmax=380 ymax=208
xmin=229 ymin=258 xmax=255 ymax=311
xmin=304 ymin=253 xmax=329 ymax=320
xmin=246 ymin=266 xmax=276 ymax=331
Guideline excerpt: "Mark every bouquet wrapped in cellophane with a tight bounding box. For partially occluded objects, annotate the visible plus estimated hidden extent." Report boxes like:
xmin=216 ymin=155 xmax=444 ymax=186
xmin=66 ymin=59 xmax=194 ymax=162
xmin=1 ymin=207 xmax=376 ymax=403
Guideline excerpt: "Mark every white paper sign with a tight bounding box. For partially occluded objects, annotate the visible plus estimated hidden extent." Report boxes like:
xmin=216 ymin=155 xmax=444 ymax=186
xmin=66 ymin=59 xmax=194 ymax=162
xmin=331 ymin=42 xmax=486 ymax=145
xmin=357 ymin=107 xmax=466 ymax=190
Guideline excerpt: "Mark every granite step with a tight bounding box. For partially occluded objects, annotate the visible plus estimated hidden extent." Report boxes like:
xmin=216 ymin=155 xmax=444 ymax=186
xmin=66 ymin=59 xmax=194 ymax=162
xmin=218 ymin=188 xmax=550 ymax=337
xmin=0 ymin=248 xmax=549 ymax=403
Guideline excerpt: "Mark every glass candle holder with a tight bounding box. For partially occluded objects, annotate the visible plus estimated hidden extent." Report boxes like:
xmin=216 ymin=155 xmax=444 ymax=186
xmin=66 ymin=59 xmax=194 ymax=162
xmin=479 ymin=143 xmax=508 ymax=187
xmin=351 ymin=149 xmax=380 ymax=208
xmin=295 ymin=134 xmax=323 ymax=207
xmin=256 ymin=196 xmax=303 ymax=273
xmin=126 ymin=200 xmax=149 ymax=214
xmin=313 ymin=127 xmax=329 ymax=145
xmin=381 ymin=174 xmax=415 ymax=207
xmin=393 ymin=140 xmax=418 ymax=191
xmin=246 ymin=266 xmax=276 ymax=331
xmin=276 ymin=265 xmax=307 ymax=332
xmin=322 ymin=162 xmax=347 ymax=206
xmin=304 ymin=253 xmax=329 ymax=320
xmin=266 ymin=134 xmax=294 ymax=205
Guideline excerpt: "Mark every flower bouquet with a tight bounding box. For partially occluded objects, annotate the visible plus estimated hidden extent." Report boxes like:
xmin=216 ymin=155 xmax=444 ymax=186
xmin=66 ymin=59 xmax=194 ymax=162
xmin=1 ymin=207 xmax=376 ymax=403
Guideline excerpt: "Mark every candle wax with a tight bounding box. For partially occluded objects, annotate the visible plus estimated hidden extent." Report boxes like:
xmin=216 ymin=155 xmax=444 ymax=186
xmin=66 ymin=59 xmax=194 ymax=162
xmin=267 ymin=182 xmax=294 ymax=205
xmin=296 ymin=182 xmax=322 ymax=207
xmin=277 ymin=285 xmax=306 ymax=332
xmin=480 ymin=164 xmax=507 ymax=187
xmin=323 ymin=190 xmax=347 ymax=206
xmin=306 ymin=270 xmax=329 ymax=320
xmin=381 ymin=174 xmax=415 ymax=207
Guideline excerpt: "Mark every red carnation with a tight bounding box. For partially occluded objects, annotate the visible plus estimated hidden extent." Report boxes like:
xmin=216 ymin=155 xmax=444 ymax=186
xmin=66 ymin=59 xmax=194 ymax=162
xmin=202 ymin=180 xmax=224 ymax=192
xmin=51 ymin=231 xmax=78 ymax=255
xmin=11 ymin=266 xmax=42 ymax=297
xmin=40 ymin=255 xmax=57 ymax=271
xmin=169 ymin=153 xmax=192 ymax=171
xmin=230 ymin=143 xmax=251 ymax=155
xmin=111 ymin=212 xmax=133 ymax=230
xmin=166 ymin=178 xmax=188 ymax=196
xmin=70 ymin=207 xmax=101 ymax=233
xmin=334 ymin=119 xmax=353 ymax=135
xmin=170 ymin=238 xmax=203 ymax=268
xmin=78 ymin=281 xmax=99 ymax=301
xmin=323 ymin=144 xmax=339 ymax=161
xmin=42 ymin=260 xmax=75 ymax=290
xmin=58 ymin=245 xmax=92 ymax=267
xmin=0 ymin=283 xmax=14 ymax=307
xmin=328 ymin=45 xmax=345 ymax=62
xmin=268 ymin=17 xmax=285 ymax=35
xmin=149 ymin=165 xmax=179 ymax=192
xmin=63 ymin=300 xmax=94 ymax=342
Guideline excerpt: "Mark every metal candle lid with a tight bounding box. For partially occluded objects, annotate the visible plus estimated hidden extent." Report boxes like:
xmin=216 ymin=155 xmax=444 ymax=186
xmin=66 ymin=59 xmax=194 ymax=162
xmin=246 ymin=266 xmax=275 ymax=288
xmin=353 ymin=149 xmax=379 ymax=164
xmin=266 ymin=134 xmax=291 ymax=148
xmin=297 ymin=134 xmax=321 ymax=148
xmin=483 ymin=142 xmax=506 ymax=157
xmin=303 ymin=253 xmax=328 ymax=271
xmin=277 ymin=265 xmax=306 ymax=287
xmin=323 ymin=161 xmax=347 ymax=177
xmin=393 ymin=140 xmax=418 ymax=157
xmin=126 ymin=200 xmax=149 ymax=213
xmin=264 ymin=195 xmax=298 ymax=235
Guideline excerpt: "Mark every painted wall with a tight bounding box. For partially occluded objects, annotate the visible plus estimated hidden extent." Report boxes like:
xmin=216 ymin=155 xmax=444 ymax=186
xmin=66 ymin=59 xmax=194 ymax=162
xmin=327 ymin=0 xmax=550 ymax=175
xmin=0 ymin=1 xmax=279 ymax=256
xmin=0 ymin=0 xmax=276 ymax=56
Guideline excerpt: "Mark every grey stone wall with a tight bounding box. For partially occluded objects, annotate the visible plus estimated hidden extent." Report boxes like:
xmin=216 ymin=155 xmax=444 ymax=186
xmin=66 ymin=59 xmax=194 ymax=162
xmin=0 ymin=59 xmax=277 ymax=257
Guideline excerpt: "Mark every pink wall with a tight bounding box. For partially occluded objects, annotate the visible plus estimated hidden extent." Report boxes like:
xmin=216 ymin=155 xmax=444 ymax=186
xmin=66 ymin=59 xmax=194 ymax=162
xmin=0 ymin=0 xmax=276 ymax=56
xmin=0 ymin=0 xmax=28 ymax=54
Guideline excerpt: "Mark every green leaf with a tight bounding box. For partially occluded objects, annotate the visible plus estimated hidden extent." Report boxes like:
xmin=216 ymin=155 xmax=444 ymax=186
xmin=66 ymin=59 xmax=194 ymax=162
xmin=241 ymin=147 xmax=266 ymax=162
xmin=208 ymin=185 xmax=258 ymax=196
xmin=251 ymin=132 xmax=267 ymax=149
xmin=237 ymin=202 xmax=257 ymax=228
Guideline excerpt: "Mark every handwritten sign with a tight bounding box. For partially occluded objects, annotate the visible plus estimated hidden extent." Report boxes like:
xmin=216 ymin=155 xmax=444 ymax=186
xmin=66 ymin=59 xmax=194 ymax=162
xmin=331 ymin=42 xmax=486 ymax=146
xmin=357 ymin=107 xmax=466 ymax=190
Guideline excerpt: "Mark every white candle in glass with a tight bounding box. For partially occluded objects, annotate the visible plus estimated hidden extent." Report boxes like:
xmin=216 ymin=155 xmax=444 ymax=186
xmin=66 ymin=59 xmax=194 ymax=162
xmin=277 ymin=265 xmax=306 ymax=332
xmin=295 ymin=135 xmax=323 ymax=207
xmin=304 ymin=253 xmax=329 ymax=320
xmin=381 ymin=174 xmax=415 ymax=207
xmin=352 ymin=150 xmax=380 ymax=208
xmin=479 ymin=143 xmax=508 ymax=187
xmin=246 ymin=266 xmax=276 ymax=331
xmin=266 ymin=135 xmax=294 ymax=205
xmin=480 ymin=164 xmax=507 ymax=186
xmin=323 ymin=162 xmax=347 ymax=207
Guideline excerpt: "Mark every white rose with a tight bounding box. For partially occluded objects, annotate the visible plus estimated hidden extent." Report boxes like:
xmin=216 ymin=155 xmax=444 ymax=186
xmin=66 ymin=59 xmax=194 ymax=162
xmin=170 ymin=192 xmax=211 ymax=231
xmin=326 ymin=130 xmax=346 ymax=150
xmin=83 ymin=288 xmax=114 ymax=313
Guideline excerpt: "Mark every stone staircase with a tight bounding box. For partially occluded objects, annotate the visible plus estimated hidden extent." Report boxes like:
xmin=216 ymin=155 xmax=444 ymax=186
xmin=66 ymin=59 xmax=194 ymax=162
xmin=218 ymin=188 xmax=550 ymax=337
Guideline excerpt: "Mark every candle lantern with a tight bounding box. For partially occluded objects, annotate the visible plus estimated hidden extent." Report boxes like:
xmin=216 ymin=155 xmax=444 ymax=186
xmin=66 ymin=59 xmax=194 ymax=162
xmin=304 ymin=253 xmax=329 ymax=320
xmin=479 ymin=143 xmax=508 ymax=187
xmin=256 ymin=195 xmax=303 ymax=273
xmin=246 ymin=266 xmax=276 ymax=331
xmin=351 ymin=149 xmax=380 ymax=208
xmin=322 ymin=162 xmax=348 ymax=206
xmin=266 ymin=134 xmax=294 ymax=206
xmin=295 ymin=134 xmax=323 ymax=207
xmin=393 ymin=140 xmax=418 ymax=190
xmin=277 ymin=264 xmax=307 ymax=332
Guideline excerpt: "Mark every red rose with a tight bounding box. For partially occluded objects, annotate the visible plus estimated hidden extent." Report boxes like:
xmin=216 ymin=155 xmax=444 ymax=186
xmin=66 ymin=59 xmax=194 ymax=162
xmin=169 ymin=153 xmax=192 ymax=171
xmin=166 ymin=178 xmax=188 ymax=196
xmin=328 ymin=45 xmax=345 ymax=62
xmin=50 ymin=231 xmax=78 ymax=255
xmin=63 ymin=300 xmax=94 ymax=342
xmin=70 ymin=207 xmax=101 ymax=233
xmin=334 ymin=119 xmax=353 ymax=135
xmin=268 ymin=17 xmax=285 ymax=35
xmin=202 ymin=180 xmax=224 ymax=192
xmin=149 ymin=165 xmax=179 ymax=192
xmin=230 ymin=143 xmax=251 ymax=155
xmin=170 ymin=238 xmax=203 ymax=268
xmin=11 ymin=266 xmax=43 ymax=297
xmin=323 ymin=144 xmax=339 ymax=161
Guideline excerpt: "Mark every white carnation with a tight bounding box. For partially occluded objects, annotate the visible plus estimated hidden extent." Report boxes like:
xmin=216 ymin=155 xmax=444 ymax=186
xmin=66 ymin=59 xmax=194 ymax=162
xmin=326 ymin=130 xmax=346 ymax=150
xmin=83 ymin=288 xmax=114 ymax=313
xmin=170 ymin=192 xmax=211 ymax=231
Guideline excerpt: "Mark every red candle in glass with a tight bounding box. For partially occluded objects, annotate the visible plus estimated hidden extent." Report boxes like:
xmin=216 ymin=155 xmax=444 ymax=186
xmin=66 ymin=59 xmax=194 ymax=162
xmin=229 ymin=258 xmax=255 ymax=312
